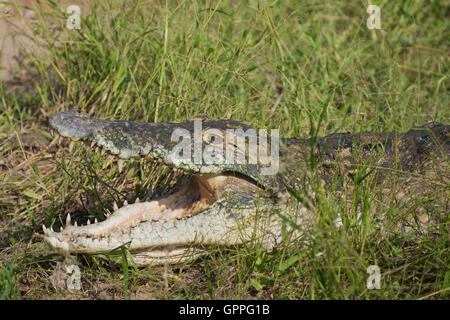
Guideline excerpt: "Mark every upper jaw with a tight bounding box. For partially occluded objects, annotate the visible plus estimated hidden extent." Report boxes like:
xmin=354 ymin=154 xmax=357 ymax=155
xmin=49 ymin=109 xmax=283 ymax=193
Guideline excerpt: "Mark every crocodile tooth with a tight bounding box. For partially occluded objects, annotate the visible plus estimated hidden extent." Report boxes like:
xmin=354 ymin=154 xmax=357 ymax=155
xmin=95 ymin=218 xmax=98 ymax=224
xmin=130 ymin=158 xmax=134 ymax=163
xmin=135 ymin=198 xmax=139 ymax=203
xmin=124 ymin=200 xmax=128 ymax=206
xmin=113 ymin=201 xmax=119 ymax=211
xmin=60 ymin=226 xmax=64 ymax=231
xmin=50 ymin=226 xmax=54 ymax=232
xmin=42 ymin=225 xmax=47 ymax=234
xmin=50 ymin=129 xmax=54 ymax=137
xmin=66 ymin=213 xmax=71 ymax=226
xmin=87 ymin=219 xmax=91 ymax=225
xmin=118 ymin=159 xmax=124 ymax=172
xmin=74 ymin=221 xmax=78 ymax=227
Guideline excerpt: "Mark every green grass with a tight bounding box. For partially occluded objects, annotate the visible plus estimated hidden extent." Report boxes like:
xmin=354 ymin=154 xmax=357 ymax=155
xmin=0 ymin=0 xmax=448 ymax=299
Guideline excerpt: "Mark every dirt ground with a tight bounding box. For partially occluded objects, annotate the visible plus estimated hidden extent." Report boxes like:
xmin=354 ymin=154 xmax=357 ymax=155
xmin=0 ymin=0 xmax=88 ymax=86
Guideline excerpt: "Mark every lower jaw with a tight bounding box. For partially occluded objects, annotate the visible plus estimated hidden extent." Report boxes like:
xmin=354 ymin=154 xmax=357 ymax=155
xmin=42 ymin=171 xmax=271 ymax=265
xmin=46 ymin=173 xmax=216 ymax=236
xmin=43 ymin=173 xmax=262 ymax=253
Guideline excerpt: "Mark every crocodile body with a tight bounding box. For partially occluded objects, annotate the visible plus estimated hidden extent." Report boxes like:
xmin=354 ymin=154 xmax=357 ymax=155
xmin=43 ymin=110 xmax=449 ymax=265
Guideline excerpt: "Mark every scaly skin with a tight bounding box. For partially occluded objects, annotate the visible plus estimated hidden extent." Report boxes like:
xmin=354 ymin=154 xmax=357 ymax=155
xmin=43 ymin=110 xmax=449 ymax=265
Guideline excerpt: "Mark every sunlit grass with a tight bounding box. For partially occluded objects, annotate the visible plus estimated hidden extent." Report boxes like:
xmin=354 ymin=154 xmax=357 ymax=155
xmin=0 ymin=0 xmax=448 ymax=299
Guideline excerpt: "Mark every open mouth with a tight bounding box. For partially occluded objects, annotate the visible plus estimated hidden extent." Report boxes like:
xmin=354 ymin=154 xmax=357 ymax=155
xmin=43 ymin=156 xmax=249 ymax=239
xmin=42 ymin=131 xmax=267 ymax=264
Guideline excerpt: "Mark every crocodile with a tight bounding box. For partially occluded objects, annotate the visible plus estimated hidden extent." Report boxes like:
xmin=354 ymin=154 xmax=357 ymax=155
xmin=43 ymin=110 xmax=449 ymax=265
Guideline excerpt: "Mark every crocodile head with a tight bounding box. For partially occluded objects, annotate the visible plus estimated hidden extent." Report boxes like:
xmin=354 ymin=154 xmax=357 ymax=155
xmin=44 ymin=110 xmax=291 ymax=265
